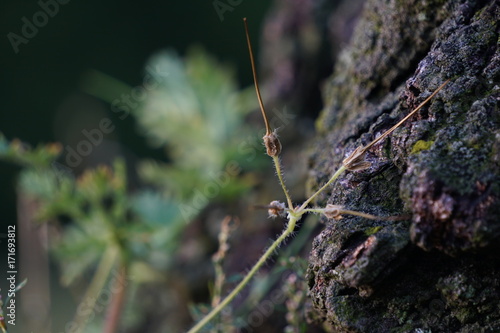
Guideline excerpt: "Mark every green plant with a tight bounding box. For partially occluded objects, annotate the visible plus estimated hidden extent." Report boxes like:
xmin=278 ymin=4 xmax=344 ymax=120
xmin=132 ymin=47 xmax=262 ymax=203
xmin=7 ymin=148 xmax=175 ymax=333
xmin=0 ymin=17 xmax=450 ymax=332
xmin=187 ymin=18 xmax=450 ymax=333
xmin=0 ymin=44 xmax=265 ymax=333
xmin=82 ymin=46 xmax=263 ymax=207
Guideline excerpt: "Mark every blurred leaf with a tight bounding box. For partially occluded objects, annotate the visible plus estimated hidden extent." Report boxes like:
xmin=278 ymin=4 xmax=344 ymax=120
xmin=135 ymin=46 xmax=258 ymax=174
xmin=130 ymin=190 xmax=180 ymax=226
xmin=0 ymin=133 xmax=61 ymax=167
xmin=129 ymin=261 xmax=166 ymax=283
xmin=54 ymin=225 xmax=106 ymax=286
xmin=18 ymin=168 xmax=59 ymax=200
xmin=129 ymin=191 xmax=186 ymax=269
xmin=81 ymin=47 xmax=267 ymax=222
xmin=80 ymin=69 xmax=132 ymax=102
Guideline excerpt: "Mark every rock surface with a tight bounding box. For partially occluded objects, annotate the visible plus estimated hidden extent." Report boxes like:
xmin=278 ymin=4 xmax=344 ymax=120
xmin=306 ymin=0 xmax=500 ymax=331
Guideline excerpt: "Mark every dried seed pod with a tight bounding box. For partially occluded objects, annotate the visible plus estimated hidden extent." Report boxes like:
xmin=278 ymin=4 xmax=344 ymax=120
xmin=268 ymin=200 xmax=286 ymax=218
xmin=245 ymin=18 xmax=283 ymax=158
xmin=342 ymin=80 xmax=450 ymax=172
xmin=324 ymin=204 xmax=344 ymax=220
xmin=263 ymin=131 xmax=282 ymax=157
xmin=342 ymin=146 xmax=371 ymax=171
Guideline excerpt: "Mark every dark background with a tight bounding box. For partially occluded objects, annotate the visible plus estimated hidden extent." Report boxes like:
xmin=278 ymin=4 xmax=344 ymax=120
xmin=1 ymin=0 xmax=270 ymax=213
xmin=0 ymin=1 xmax=270 ymax=331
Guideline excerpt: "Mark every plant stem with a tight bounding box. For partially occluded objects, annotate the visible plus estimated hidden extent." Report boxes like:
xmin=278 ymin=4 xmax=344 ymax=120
xmin=187 ymin=215 xmax=299 ymax=333
xmin=72 ymin=246 xmax=118 ymax=333
xmin=361 ymin=79 xmax=450 ymax=153
xmin=244 ymin=18 xmax=272 ymax=136
xmin=299 ymin=165 xmax=346 ymax=211
xmin=272 ymin=156 xmax=294 ymax=209
xmin=103 ymin=264 xmax=128 ymax=333
xmin=301 ymin=208 xmax=325 ymax=214
xmin=302 ymin=208 xmax=408 ymax=221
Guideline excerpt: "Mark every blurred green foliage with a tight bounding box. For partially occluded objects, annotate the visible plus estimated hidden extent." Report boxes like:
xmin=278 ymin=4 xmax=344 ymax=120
xmin=0 ymin=47 xmax=267 ymax=332
xmin=0 ymin=133 xmax=61 ymax=168
xmin=135 ymin=47 xmax=263 ymax=201
xmin=0 ymin=137 xmax=179 ymax=287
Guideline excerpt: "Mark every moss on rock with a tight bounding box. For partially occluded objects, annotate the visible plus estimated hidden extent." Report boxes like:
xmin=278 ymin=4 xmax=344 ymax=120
xmin=411 ymin=140 xmax=434 ymax=154
xmin=307 ymin=0 xmax=500 ymax=331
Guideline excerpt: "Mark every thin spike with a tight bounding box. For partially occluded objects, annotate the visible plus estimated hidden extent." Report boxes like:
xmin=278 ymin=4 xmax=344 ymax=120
xmin=363 ymin=79 xmax=450 ymax=152
xmin=343 ymin=79 xmax=450 ymax=171
xmin=243 ymin=18 xmax=272 ymax=136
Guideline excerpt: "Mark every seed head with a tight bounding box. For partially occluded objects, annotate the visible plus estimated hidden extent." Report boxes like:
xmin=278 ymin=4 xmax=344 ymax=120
xmin=342 ymin=80 xmax=450 ymax=172
xmin=263 ymin=131 xmax=282 ymax=157
xmin=268 ymin=200 xmax=286 ymax=218
xmin=342 ymin=146 xmax=371 ymax=172
xmin=324 ymin=204 xmax=343 ymax=220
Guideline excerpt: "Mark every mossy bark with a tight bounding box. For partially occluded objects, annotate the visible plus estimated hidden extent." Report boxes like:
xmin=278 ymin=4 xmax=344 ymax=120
xmin=305 ymin=0 xmax=500 ymax=332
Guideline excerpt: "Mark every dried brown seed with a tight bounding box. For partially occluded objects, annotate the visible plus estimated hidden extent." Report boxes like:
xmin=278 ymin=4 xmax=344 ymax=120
xmin=342 ymin=146 xmax=371 ymax=171
xmin=324 ymin=204 xmax=344 ymax=220
xmin=268 ymin=200 xmax=286 ymax=218
xmin=263 ymin=131 xmax=282 ymax=157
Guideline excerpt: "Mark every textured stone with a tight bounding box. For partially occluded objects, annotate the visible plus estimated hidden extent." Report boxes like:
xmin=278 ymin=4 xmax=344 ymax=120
xmin=307 ymin=0 xmax=500 ymax=331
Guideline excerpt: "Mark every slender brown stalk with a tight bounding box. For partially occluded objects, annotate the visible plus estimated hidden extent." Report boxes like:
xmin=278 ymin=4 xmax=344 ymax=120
xmin=362 ymin=79 xmax=450 ymax=152
xmin=243 ymin=17 xmax=272 ymax=136
xmin=343 ymin=79 xmax=450 ymax=171
xmin=211 ymin=216 xmax=236 ymax=308
xmin=339 ymin=209 xmax=411 ymax=221
xmin=103 ymin=264 xmax=128 ymax=333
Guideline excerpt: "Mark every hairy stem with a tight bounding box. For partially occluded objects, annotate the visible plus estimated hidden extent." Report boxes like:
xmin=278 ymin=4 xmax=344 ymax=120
xmin=272 ymin=156 xmax=294 ymax=210
xmin=187 ymin=215 xmax=299 ymax=333
xmin=299 ymin=165 xmax=347 ymax=211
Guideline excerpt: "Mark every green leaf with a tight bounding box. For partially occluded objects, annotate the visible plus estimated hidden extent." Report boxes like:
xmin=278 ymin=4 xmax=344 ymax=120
xmin=130 ymin=190 xmax=180 ymax=227
xmin=0 ymin=133 xmax=61 ymax=167
xmin=53 ymin=225 xmax=106 ymax=286
xmin=134 ymin=46 xmax=257 ymax=173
